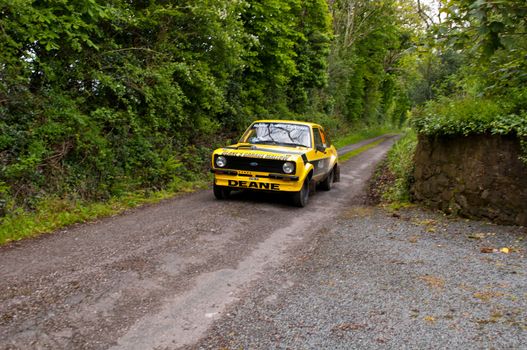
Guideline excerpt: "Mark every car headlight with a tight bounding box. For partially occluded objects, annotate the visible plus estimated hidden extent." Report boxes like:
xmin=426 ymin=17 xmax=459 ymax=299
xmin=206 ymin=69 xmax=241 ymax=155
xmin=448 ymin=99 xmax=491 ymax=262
xmin=283 ymin=161 xmax=295 ymax=174
xmin=216 ymin=155 xmax=227 ymax=168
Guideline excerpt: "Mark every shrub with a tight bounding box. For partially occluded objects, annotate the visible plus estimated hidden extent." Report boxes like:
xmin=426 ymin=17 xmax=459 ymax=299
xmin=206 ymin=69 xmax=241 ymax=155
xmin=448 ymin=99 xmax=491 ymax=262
xmin=412 ymin=97 xmax=527 ymax=137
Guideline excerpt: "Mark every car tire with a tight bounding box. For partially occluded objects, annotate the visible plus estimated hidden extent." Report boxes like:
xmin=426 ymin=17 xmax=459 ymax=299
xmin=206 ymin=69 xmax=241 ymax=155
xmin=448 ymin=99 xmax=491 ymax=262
xmin=213 ymin=185 xmax=230 ymax=200
xmin=319 ymin=168 xmax=334 ymax=191
xmin=292 ymin=179 xmax=309 ymax=207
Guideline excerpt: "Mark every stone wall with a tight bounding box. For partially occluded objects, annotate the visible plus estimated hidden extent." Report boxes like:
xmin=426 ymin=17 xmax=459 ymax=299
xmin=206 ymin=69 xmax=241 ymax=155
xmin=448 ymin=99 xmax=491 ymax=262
xmin=413 ymin=134 xmax=527 ymax=226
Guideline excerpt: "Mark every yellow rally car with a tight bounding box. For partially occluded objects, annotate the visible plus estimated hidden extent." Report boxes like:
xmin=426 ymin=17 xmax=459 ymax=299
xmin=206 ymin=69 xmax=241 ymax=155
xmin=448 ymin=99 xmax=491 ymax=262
xmin=211 ymin=120 xmax=340 ymax=207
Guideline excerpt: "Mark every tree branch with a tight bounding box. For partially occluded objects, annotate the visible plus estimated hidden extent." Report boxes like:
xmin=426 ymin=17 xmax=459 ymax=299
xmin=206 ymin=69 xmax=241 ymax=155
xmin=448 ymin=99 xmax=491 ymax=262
xmin=417 ymin=0 xmax=434 ymax=29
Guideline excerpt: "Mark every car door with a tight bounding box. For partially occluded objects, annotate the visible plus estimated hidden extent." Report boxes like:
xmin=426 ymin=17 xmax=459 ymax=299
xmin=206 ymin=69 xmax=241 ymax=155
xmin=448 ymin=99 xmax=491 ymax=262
xmin=311 ymin=127 xmax=332 ymax=181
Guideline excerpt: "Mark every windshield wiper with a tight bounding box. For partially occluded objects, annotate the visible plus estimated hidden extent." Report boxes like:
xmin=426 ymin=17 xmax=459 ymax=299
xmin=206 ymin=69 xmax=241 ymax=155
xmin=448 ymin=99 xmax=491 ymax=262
xmin=276 ymin=142 xmax=308 ymax=148
xmin=252 ymin=140 xmax=307 ymax=147
xmin=252 ymin=140 xmax=278 ymax=145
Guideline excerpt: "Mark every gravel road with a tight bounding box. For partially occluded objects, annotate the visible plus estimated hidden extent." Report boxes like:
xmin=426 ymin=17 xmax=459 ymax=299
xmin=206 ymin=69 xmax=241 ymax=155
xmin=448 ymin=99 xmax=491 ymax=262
xmin=189 ymin=207 xmax=526 ymax=349
xmin=0 ymin=135 xmax=397 ymax=349
xmin=1 ymin=134 xmax=525 ymax=350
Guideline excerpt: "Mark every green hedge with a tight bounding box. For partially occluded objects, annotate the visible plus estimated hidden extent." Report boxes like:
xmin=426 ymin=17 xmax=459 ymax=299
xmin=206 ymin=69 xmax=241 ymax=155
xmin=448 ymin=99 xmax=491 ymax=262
xmin=412 ymin=97 xmax=527 ymax=137
xmin=411 ymin=95 xmax=527 ymax=167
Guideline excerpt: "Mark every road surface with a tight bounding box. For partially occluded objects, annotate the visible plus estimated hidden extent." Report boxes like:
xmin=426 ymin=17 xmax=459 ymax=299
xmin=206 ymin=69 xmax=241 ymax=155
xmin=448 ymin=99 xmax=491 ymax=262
xmin=0 ymin=136 xmax=397 ymax=349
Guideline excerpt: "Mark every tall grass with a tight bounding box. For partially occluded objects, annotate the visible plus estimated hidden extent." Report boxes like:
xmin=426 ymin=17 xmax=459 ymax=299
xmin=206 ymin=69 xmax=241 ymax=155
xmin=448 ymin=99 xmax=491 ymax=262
xmin=382 ymin=129 xmax=417 ymax=203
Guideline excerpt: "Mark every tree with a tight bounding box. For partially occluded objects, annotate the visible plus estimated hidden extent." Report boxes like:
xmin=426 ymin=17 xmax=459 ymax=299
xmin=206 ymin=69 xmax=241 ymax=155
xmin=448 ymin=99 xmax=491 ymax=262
xmin=327 ymin=0 xmax=418 ymax=125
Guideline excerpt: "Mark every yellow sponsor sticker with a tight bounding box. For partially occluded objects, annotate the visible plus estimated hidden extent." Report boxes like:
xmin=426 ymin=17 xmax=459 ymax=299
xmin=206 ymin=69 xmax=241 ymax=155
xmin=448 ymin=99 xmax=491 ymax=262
xmin=221 ymin=151 xmax=291 ymax=161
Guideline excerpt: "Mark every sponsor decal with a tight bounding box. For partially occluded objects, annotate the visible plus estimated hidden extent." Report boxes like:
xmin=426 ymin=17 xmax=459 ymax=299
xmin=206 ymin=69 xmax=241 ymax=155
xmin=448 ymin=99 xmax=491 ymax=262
xmin=253 ymin=123 xmax=308 ymax=131
xmin=221 ymin=151 xmax=291 ymax=161
xmin=228 ymin=180 xmax=280 ymax=190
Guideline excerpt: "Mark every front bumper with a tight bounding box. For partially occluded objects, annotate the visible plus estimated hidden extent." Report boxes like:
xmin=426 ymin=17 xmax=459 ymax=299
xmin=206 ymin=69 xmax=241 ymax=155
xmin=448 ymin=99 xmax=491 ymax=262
xmin=211 ymin=169 xmax=303 ymax=192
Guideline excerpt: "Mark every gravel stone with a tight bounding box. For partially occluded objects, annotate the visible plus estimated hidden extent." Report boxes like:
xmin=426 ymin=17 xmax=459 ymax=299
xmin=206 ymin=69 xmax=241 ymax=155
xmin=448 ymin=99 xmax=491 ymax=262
xmin=189 ymin=207 xmax=527 ymax=350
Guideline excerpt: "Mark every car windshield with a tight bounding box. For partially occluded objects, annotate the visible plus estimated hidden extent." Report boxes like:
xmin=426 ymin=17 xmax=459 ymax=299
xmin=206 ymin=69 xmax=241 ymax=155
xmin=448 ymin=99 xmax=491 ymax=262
xmin=241 ymin=123 xmax=311 ymax=148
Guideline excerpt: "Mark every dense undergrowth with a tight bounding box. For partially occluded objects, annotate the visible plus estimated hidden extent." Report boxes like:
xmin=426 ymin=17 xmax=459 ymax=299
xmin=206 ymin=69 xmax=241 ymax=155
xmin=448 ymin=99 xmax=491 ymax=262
xmin=412 ymin=95 xmax=527 ymax=166
xmin=368 ymin=130 xmax=417 ymax=207
xmin=413 ymin=96 xmax=527 ymax=138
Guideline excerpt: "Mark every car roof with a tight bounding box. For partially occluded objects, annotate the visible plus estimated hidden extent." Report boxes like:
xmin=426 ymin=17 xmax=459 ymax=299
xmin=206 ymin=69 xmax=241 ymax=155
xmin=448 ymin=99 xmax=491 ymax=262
xmin=251 ymin=119 xmax=322 ymax=128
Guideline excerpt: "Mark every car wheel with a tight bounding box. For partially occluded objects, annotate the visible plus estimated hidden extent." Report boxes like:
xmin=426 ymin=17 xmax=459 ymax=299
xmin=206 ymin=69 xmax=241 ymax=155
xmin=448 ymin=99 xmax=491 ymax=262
xmin=292 ymin=179 xmax=309 ymax=207
xmin=319 ymin=168 xmax=334 ymax=191
xmin=213 ymin=185 xmax=230 ymax=200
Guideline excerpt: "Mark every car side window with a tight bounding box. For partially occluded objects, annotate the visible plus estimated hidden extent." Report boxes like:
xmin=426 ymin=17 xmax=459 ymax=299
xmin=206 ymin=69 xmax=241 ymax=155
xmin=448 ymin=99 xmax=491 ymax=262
xmin=313 ymin=128 xmax=324 ymax=149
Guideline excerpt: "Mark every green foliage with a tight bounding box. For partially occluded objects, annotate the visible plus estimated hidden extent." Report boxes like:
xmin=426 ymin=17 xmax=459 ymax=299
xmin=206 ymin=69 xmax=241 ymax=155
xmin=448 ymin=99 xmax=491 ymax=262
xmin=413 ymin=96 xmax=527 ymax=137
xmin=383 ymin=130 xmax=417 ymax=202
xmin=438 ymin=0 xmax=527 ymax=58
xmin=1 ymin=0 xmax=414 ymax=236
xmin=1 ymin=0 xmax=241 ymax=212
xmin=328 ymin=0 xmax=417 ymax=127
xmin=405 ymin=0 xmax=527 ymax=165
xmin=412 ymin=96 xmax=527 ymax=166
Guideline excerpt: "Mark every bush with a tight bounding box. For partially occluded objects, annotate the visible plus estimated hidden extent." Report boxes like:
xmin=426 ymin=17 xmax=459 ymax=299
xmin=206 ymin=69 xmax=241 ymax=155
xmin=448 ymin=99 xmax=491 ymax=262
xmin=412 ymin=96 xmax=527 ymax=137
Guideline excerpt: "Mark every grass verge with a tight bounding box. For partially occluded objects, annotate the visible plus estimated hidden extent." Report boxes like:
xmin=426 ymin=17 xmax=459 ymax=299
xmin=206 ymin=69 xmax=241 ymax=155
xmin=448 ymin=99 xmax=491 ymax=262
xmin=339 ymin=137 xmax=388 ymax=162
xmin=0 ymin=180 xmax=208 ymax=245
xmin=334 ymin=126 xmax=395 ymax=149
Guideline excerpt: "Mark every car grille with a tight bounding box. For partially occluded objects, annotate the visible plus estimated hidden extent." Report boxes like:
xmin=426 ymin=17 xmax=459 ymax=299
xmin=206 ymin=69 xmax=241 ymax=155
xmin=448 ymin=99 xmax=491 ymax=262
xmin=218 ymin=155 xmax=290 ymax=174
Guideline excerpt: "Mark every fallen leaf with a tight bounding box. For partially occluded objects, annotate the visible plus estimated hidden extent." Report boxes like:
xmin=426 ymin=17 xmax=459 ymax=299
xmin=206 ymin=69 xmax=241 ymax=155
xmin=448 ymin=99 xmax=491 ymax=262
xmin=499 ymin=247 xmax=510 ymax=254
xmin=473 ymin=291 xmax=504 ymax=302
xmin=476 ymin=318 xmax=498 ymax=325
xmin=419 ymin=219 xmax=436 ymax=226
xmin=468 ymin=233 xmax=485 ymax=240
xmin=424 ymin=316 xmax=436 ymax=324
xmin=420 ymin=275 xmax=445 ymax=289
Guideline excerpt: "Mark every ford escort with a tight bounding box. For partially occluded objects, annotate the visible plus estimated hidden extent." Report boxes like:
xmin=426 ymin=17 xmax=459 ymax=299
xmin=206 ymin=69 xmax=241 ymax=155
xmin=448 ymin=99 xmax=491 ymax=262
xmin=211 ymin=120 xmax=339 ymax=207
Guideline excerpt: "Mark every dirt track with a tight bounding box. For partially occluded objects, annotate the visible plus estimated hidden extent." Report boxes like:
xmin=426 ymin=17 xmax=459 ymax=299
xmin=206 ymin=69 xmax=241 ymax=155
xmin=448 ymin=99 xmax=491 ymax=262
xmin=0 ymin=136 xmax=398 ymax=349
